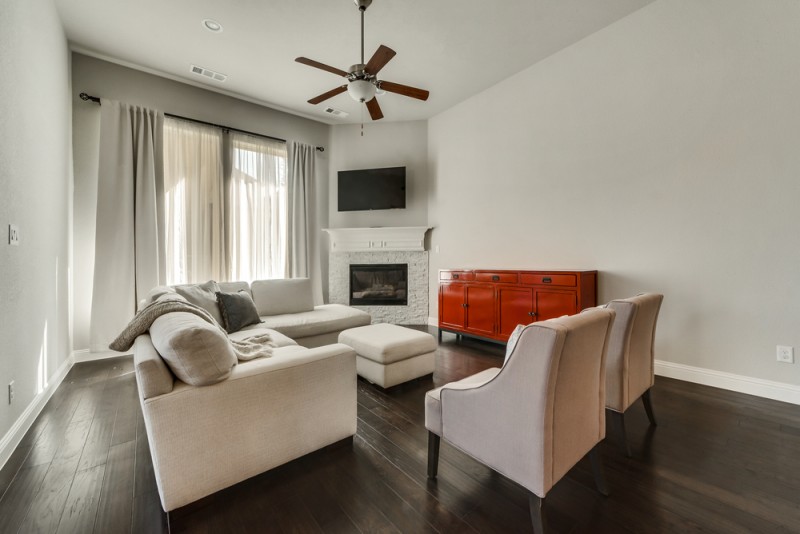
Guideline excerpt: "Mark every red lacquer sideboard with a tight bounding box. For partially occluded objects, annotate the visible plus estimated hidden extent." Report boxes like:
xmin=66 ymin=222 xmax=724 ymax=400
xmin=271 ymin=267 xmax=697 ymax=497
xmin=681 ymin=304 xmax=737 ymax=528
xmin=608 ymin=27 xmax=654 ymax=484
xmin=438 ymin=269 xmax=597 ymax=343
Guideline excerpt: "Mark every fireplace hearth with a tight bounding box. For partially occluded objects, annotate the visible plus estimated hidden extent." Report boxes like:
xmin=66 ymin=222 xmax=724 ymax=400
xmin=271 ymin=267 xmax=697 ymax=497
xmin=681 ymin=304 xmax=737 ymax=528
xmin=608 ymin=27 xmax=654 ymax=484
xmin=350 ymin=264 xmax=408 ymax=306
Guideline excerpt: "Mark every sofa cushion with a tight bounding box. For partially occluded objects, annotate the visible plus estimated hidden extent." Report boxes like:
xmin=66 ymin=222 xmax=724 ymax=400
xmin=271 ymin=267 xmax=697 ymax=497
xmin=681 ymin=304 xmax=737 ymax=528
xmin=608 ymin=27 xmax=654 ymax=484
xmin=228 ymin=327 xmax=297 ymax=348
xmin=174 ymin=280 xmax=224 ymax=326
xmin=251 ymin=278 xmax=314 ymax=316
xmin=424 ymin=367 xmax=501 ymax=436
xmin=216 ymin=290 xmax=262 ymax=333
xmin=258 ymin=304 xmax=371 ymax=340
xmin=150 ymin=311 xmax=236 ymax=386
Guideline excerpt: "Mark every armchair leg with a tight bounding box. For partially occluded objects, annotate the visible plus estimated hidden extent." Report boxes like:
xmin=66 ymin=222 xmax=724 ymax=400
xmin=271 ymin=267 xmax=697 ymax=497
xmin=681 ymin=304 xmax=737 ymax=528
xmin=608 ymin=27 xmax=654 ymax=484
xmin=529 ymin=494 xmax=545 ymax=534
xmin=427 ymin=432 xmax=440 ymax=479
xmin=589 ymin=447 xmax=609 ymax=496
xmin=642 ymin=389 xmax=658 ymax=426
xmin=609 ymin=409 xmax=632 ymax=457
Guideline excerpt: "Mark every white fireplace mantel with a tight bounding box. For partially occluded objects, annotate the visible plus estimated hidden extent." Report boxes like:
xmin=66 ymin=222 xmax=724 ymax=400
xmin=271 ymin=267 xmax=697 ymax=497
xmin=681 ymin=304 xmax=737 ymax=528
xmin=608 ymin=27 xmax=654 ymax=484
xmin=323 ymin=226 xmax=432 ymax=252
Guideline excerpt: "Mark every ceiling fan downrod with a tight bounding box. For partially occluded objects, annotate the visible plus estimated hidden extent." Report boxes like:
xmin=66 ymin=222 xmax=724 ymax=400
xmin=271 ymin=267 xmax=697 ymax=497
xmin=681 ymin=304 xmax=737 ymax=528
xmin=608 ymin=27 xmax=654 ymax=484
xmin=356 ymin=0 xmax=372 ymax=65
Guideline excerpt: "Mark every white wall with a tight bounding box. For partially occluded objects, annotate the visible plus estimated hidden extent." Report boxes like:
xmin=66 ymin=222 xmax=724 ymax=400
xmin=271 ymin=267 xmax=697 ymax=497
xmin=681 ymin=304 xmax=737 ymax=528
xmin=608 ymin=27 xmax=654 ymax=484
xmin=328 ymin=121 xmax=428 ymax=229
xmin=0 ymin=0 xmax=72 ymax=441
xmin=71 ymin=53 xmax=331 ymax=350
xmin=428 ymin=0 xmax=800 ymax=385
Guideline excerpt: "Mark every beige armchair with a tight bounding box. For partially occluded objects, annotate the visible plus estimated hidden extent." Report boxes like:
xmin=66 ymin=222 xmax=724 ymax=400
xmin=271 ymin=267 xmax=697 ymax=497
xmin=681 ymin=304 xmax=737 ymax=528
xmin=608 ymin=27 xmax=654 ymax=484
xmin=424 ymin=308 xmax=615 ymax=534
xmin=604 ymin=293 xmax=664 ymax=456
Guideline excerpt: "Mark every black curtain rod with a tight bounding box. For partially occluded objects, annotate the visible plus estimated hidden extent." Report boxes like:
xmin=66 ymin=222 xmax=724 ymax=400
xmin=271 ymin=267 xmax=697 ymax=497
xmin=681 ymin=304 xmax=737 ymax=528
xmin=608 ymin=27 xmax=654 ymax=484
xmin=79 ymin=93 xmax=324 ymax=152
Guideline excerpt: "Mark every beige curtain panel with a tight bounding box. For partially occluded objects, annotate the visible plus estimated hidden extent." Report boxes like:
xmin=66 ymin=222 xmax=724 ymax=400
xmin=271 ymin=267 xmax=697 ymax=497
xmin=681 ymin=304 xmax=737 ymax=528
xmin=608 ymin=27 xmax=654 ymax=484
xmin=90 ymin=100 xmax=165 ymax=352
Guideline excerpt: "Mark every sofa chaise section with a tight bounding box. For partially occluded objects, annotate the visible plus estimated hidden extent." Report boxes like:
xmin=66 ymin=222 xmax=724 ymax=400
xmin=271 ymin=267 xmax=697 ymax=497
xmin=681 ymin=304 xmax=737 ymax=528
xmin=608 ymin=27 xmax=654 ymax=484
xmin=133 ymin=331 xmax=358 ymax=511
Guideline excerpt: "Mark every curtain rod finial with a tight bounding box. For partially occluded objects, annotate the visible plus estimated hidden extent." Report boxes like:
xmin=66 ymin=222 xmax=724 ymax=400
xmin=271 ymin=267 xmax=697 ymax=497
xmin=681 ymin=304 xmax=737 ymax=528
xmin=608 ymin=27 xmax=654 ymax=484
xmin=316 ymin=146 xmax=325 ymax=152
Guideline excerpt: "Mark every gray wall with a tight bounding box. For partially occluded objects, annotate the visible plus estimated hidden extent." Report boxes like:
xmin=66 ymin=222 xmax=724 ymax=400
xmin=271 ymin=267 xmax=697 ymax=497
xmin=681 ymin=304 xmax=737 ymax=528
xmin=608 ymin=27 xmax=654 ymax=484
xmin=328 ymin=121 xmax=428 ymax=229
xmin=428 ymin=0 xmax=800 ymax=384
xmin=71 ymin=53 xmax=332 ymax=350
xmin=0 ymin=0 xmax=72 ymax=442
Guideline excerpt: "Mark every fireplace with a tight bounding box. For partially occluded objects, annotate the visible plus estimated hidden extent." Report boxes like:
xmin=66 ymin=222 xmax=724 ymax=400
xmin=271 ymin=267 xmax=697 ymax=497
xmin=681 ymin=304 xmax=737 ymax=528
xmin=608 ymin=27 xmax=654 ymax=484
xmin=350 ymin=264 xmax=408 ymax=306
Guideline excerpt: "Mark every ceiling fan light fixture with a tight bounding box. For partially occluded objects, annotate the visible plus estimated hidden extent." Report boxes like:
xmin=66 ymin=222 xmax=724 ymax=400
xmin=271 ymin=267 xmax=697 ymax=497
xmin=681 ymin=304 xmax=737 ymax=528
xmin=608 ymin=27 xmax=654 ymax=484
xmin=348 ymin=79 xmax=376 ymax=102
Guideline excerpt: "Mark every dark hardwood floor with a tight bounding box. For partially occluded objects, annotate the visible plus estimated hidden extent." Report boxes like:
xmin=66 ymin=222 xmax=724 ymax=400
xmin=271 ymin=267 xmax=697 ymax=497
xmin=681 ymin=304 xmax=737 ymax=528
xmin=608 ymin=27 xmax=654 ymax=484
xmin=2 ymin=328 xmax=799 ymax=533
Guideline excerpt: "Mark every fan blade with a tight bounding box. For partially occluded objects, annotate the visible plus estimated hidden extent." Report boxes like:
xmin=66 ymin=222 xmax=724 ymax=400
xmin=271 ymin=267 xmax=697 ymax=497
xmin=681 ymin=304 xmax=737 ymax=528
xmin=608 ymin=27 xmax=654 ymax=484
xmin=365 ymin=45 xmax=396 ymax=76
xmin=295 ymin=57 xmax=348 ymax=77
xmin=366 ymin=97 xmax=384 ymax=120
xmin=308 ymin=85 xmax=348 ymax=105
xmin=379 ymin=81 xmax=430 ymax=101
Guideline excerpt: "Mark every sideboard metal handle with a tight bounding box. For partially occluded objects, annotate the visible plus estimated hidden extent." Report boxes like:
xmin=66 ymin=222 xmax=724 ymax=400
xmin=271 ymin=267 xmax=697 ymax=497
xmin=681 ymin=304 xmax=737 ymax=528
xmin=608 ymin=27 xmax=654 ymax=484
xmin=453 ymin=274 xmax=459 ymax=279
xmin=542 ymin=277 xmax=552 ymax=283
xmin=492 ymin=275 xmax=500 ymax=281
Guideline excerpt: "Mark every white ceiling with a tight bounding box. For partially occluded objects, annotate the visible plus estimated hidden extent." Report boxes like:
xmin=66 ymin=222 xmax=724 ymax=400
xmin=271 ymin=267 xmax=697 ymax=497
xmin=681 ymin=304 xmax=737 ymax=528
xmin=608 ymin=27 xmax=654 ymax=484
xmin=55 ymin=0 xmax=654 ymax=125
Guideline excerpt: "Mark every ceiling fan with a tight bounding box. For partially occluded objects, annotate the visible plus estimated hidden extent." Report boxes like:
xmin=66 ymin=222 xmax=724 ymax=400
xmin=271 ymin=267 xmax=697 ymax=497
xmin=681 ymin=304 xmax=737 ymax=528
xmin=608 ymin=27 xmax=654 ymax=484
xmin=295 ymin=0 xmax=430 ymax=121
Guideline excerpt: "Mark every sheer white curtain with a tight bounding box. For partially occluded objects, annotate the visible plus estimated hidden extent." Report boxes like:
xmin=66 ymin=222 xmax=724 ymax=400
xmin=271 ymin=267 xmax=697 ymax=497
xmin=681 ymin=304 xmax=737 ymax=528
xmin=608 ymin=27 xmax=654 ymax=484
xmin=163 ymin=118 xmax=225 ymax=284
xmin=91 ymin=100 xmax=164 ymax=351
xmin=227 ymin=132 xmax=288 ymax=281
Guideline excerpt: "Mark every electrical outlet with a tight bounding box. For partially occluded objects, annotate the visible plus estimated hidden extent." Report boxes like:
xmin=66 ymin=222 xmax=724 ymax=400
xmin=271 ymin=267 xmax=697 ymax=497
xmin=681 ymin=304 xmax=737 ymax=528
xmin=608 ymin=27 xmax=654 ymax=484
xmin=777 ymin=345 xmax=794 ymax=363
xmin=7 ymin=381 xmax=13 ymax=405
xmin=8 ymin=224 xmax=19 ymax=245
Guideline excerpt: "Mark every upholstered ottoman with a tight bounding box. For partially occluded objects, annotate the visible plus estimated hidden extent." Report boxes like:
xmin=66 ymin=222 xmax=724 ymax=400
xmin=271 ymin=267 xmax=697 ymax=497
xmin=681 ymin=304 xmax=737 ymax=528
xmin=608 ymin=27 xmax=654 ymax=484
xmin=338 ymin=323 xmax=437 ymax=388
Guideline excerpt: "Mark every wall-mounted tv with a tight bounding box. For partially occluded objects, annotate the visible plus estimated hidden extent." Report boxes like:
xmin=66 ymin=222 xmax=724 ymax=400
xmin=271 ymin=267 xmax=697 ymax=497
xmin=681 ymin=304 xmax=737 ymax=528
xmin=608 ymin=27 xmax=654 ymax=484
xmin=338 ymin=166 xmax=406 ymax=212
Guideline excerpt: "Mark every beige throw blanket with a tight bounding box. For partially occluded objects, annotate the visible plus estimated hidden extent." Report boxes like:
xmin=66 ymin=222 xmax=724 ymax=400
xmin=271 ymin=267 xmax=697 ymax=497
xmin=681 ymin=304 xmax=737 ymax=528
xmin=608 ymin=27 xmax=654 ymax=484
xmin=109 ymin=294 xmax=275 ymax=361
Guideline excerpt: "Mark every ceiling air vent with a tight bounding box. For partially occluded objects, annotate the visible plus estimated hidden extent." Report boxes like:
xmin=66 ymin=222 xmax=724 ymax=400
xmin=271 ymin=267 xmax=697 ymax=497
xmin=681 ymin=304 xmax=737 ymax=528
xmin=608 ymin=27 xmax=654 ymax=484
xmin=324 ymin=107 xmax=349 ymax=118
xmin=190 ymin=65 xmax=227 ymax=83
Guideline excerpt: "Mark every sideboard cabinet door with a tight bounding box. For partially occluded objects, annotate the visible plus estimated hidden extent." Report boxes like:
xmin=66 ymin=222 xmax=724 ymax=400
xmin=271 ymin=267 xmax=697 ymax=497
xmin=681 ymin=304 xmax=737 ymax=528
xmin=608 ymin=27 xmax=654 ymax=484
xmin=534 ymin=289 xmax=578 ymax=322
xmin=497 ymin=286 xmax=535 ymax=338
xmin=464 ymin=284 xmax=495 ymax=337
xmin=439 ymin=282 xmax=466 ymax=330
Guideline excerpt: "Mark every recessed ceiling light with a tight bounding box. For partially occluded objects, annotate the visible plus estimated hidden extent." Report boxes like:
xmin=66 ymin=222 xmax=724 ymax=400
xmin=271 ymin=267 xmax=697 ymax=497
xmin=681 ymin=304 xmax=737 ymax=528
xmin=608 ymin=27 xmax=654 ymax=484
xmin=202 ymin=19 xmax=223 ymax=32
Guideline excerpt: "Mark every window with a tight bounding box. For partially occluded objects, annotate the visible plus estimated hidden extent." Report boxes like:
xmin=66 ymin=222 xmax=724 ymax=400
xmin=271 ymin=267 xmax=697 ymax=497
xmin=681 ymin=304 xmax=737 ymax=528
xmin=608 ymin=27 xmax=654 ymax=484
xmin=163 ymin=118 xmax=287 ymax=285
xmin=228 ymin=132 xmax=288 ymax=281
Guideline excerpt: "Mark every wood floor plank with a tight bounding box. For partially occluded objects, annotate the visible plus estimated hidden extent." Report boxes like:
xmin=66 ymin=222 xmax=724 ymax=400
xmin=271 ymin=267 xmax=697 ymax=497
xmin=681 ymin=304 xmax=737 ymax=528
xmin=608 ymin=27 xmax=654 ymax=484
xmin=0 ymin=463 xmax=50 ymax=533
xmin=93 ymin=440 xmax=135 ymax=534
xmin=56 ymin=465 xmax=106 ymax=534
xmin=18 ymin=417 xmax=93 ymax=532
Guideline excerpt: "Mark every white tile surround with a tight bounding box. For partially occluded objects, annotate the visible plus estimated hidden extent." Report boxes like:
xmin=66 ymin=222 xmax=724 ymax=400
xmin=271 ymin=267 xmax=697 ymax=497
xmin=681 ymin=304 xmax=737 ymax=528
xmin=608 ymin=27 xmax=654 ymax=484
xmin=326 ymin=227 xmax=431 ymax=324
xmin=330 ymin=250 xmax=429 ymax=324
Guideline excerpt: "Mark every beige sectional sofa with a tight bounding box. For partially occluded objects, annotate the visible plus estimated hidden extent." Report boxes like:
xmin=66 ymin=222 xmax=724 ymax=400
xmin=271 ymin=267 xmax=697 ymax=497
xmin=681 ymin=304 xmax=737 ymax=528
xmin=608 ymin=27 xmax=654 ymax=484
xmin=132 ymin=278 xmax=371 ymax=511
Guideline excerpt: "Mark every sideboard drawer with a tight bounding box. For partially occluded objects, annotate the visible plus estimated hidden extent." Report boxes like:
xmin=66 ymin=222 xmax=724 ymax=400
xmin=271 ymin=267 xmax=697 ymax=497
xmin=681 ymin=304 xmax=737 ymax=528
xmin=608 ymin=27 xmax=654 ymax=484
xmin=440 ymin=270 xmax=475 ymax=281
xmin=520 ymin=273 xmax=577 ymax=287
xmin=475 ymin=272 xmax=519 ymax=284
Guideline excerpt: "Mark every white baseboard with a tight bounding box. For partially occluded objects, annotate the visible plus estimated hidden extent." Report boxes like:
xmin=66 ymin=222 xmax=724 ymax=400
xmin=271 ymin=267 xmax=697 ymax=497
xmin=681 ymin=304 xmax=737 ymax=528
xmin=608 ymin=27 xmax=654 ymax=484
xmin=0 ymin=354 xmax=75 ymax=471
xmin=72 ymin=349 xmax=130 ymax=362
xmin=427 ymin=316 xmax=437 ymax=327
xmin=655 ymin=359 xmax=800 ymax=405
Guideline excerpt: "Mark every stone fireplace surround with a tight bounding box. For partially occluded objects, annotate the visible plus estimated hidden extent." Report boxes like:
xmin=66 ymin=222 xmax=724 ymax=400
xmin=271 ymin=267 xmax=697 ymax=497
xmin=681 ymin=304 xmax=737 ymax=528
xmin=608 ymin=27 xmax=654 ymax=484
xmin=326 ymin=227 xmax=431 ymax=324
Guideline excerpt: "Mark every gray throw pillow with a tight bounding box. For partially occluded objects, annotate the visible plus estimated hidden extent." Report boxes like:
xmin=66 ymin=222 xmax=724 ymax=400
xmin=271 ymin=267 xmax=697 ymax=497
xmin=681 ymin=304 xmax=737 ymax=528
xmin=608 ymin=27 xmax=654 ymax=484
xmin=174 ymin=280 xmax=223 ymax=325
xmin=216 ymin=290 xmax=262 ymax=333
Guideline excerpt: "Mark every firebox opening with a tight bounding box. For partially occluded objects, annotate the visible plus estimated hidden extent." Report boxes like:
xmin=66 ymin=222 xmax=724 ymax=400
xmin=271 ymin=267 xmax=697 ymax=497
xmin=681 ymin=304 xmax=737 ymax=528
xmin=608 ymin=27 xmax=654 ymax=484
xmin=350 ymin=264 xmax=408 ymax=306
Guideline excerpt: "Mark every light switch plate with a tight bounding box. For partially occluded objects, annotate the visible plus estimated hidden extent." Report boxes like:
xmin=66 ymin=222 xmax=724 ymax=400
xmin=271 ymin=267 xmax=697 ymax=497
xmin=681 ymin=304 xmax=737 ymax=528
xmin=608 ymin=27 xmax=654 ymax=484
xmin=8 ymin=224 xmax=19 ymax=245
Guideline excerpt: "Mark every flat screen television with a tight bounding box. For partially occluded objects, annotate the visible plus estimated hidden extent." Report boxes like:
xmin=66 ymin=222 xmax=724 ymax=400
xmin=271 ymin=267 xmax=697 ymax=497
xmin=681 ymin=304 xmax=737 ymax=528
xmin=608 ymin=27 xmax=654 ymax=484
xmin=338 ymin=166 xmax=406 ymax=211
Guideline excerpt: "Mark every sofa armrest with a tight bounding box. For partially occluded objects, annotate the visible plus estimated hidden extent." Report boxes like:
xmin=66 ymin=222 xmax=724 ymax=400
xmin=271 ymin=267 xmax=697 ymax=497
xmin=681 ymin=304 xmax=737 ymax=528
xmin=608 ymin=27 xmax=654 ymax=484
xmin=140 ymin=343 xmax=357 ymax=511
xmin=133 ymin=335 xmax=174 ymax=400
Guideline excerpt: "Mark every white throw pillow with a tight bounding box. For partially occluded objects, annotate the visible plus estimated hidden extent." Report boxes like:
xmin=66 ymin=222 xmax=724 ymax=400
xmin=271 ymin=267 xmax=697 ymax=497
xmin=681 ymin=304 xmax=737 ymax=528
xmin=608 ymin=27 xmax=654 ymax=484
xmin=250 ymin=278 xmax=315 ymax=316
